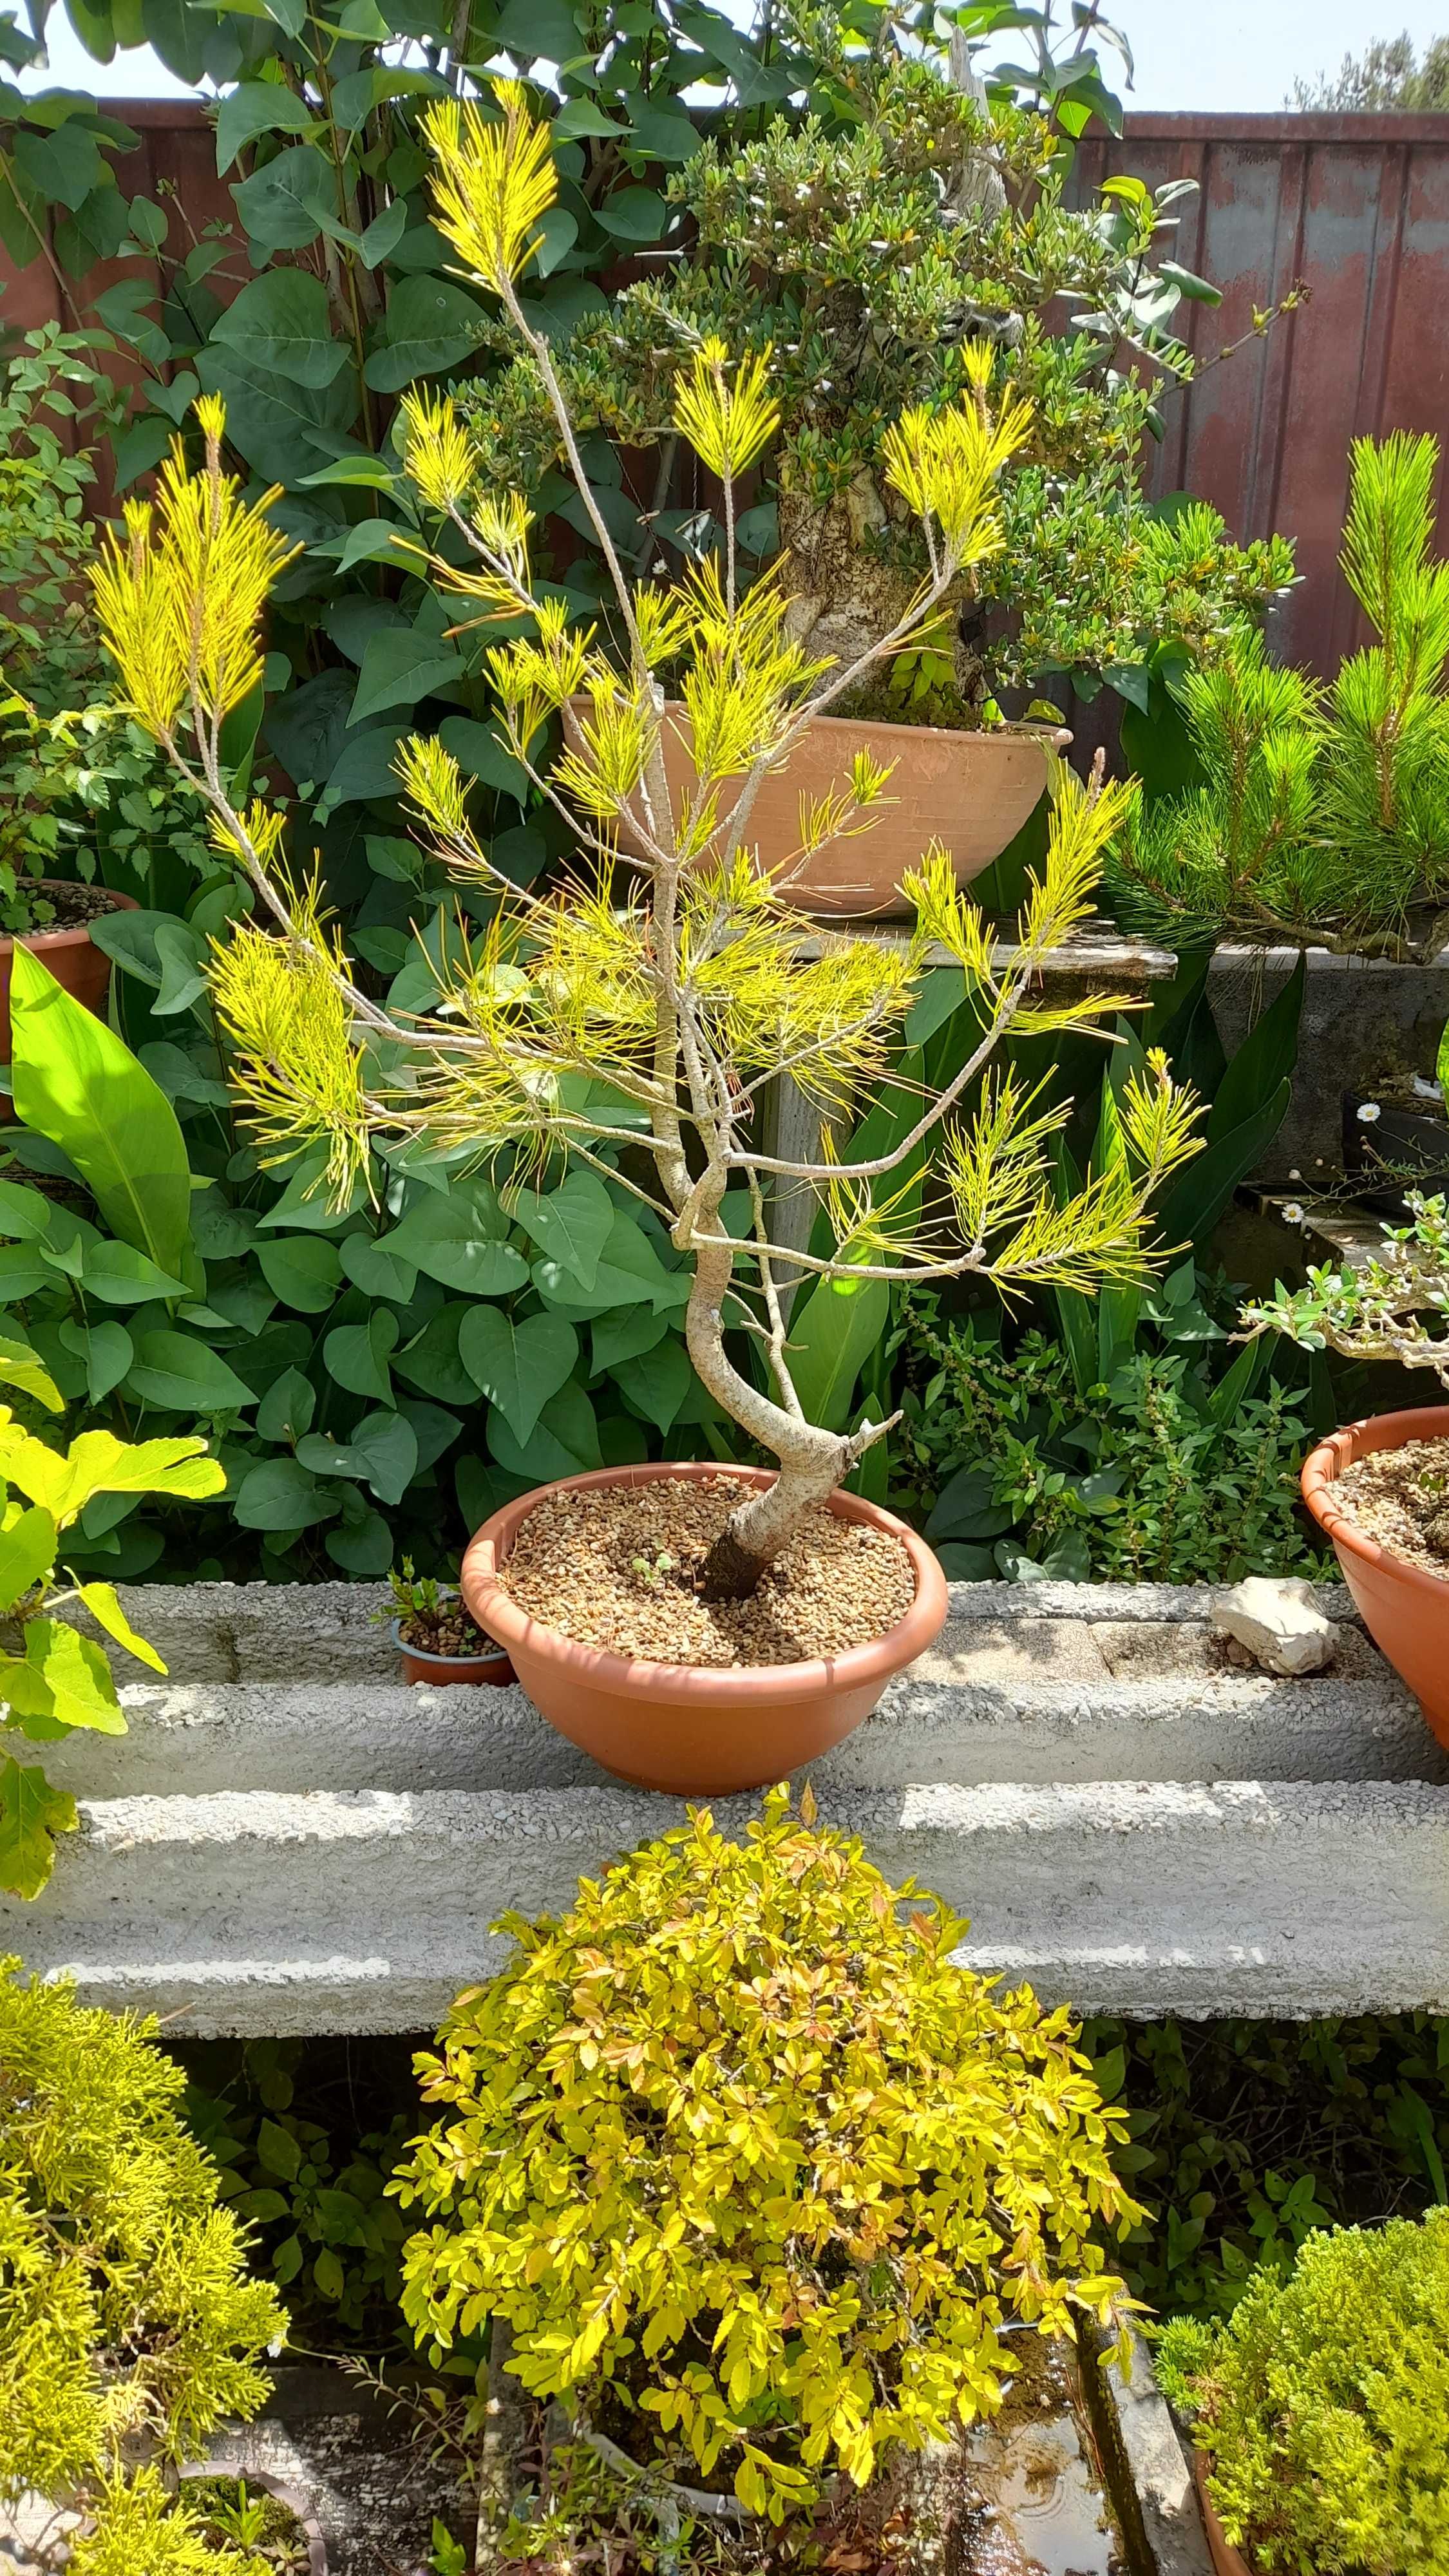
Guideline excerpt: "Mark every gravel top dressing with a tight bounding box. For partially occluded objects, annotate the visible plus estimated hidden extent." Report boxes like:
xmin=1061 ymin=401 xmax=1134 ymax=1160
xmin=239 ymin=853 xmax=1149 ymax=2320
xmin=1336 ymin=1435 xmax=1449 ymax=1577
xmin=497 ymin=1473 xmax=916 ymax=1667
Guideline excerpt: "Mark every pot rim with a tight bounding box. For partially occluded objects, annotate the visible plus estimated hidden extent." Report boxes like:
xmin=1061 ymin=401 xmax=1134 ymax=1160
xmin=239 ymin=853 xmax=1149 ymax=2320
xmin=1191 ymin=2449 xmax=1257 ymax=2576
xmin=461 ymin=1461 xmax=948 ymax=1699
xmin=0 ymin=883 xmax=138 ymax=955
xmin=1301 ymin=1405 xmax=1449 ymax=1598
xmin=387 ymin=1615 xmax=509 ymax=1670
xmin=568 ymin=694 xmax=1072 ymax=753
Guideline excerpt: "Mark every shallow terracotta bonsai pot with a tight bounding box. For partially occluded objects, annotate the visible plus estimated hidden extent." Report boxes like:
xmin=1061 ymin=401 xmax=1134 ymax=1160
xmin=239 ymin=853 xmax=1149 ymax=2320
xmin=1193 ymin=2452 xmax=1255 ymax=2576
xmin=460 ymin=1461 xmax=949 ymax=1794
xmin=0 ymin=883 xmax=137 ymax=1061
xmin=1301 ymin=1405 xmax=1449 ymax=1747
xmin=388 ymin=1616 xmax=514 ymax=1688
xmin=570 ymin=701 xmax=1068 ymax=918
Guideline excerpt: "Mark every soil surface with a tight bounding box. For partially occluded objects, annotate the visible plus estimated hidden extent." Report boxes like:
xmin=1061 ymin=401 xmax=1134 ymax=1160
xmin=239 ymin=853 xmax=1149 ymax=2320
xmin=497 ymin=1474 xmax=916 ymax=1667
xmin=5 ymin=880 xmax=125 ymax=933
xmin=1335 ymin=1435 xmax=1449 ymax=1577
xmin=399 ymin=1599 xmax=495 ymax=1656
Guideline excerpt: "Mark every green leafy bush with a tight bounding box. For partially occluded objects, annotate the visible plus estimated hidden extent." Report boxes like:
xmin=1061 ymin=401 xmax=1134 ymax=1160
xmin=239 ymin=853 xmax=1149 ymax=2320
xmin=897 ymin=1306 xmax=1324 ymax=1585
xmin=1155 ymin=2211 xmax=1449 ymax=2575
xmin=0 ymin=1958 xmax=283 ymax=2571
xmin=392 ymin=1788 xmax=1141 ymax=2524
xmin=1110 ymin=433 xmax=1449 ymax=949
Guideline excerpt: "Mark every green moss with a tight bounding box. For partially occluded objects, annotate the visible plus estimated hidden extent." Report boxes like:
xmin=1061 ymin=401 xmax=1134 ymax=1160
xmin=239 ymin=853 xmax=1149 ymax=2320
xmin=1157 ymin=2210 xmax=1449 ymax=2575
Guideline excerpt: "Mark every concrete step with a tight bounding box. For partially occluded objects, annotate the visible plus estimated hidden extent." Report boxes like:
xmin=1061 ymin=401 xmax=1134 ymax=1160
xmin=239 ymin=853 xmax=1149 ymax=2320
xmin=6 ymin=1578 xmax=1446 ymax=2034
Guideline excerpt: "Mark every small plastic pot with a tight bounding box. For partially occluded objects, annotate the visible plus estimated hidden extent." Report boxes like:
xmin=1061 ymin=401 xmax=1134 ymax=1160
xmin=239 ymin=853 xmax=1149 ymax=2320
xmin=388 ymin=1617 xmax=515 ymax=1688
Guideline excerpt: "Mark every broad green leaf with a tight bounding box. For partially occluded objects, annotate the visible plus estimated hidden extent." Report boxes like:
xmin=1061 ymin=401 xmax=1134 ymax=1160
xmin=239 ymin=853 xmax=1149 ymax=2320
xmin=258 ymin=1146 xmax=369 ymax=1231
xmin=487 ymin=1379 xmax=601 ymax=1484
xmin=535 ymin=1208 xmax=688 ymax=1316
xmin=591 ymin=1305 xmax=668 ymax=1373
xmin=457 ymin=1309 xmax=578 ymax=1446
xmin=1 ymin=1427 xmax=226 ymax=1526
xmin=435 ymin=714 xmax=529 ymax=802
xmin=0 ymin=1245 xmax=52 ymax=1303
xmin=614 ymin=1337 xmax=691 ymax=1430
xmin=25 ymin=1618 xmax=128 ymax=1733
xmin=788 ymin=1272 xmax=891 ymax=1433
xmin=75 ymin=1580 xmax=167 ymax=1674
xmin=79 ymin=1240 xmax=189 ymax=1305
xmin=340 ymin=1234 xmax=417 ymax=1301
xmin=325 ymin=1509 xmax=393 ymax=1576
xmin=233 ymin=1457 xmax=342 ymax=1532
xmin=0 ymin=1338 xmax=62 ymax=1413
xmin=213 ymin=268 xmax=351 ymax=389
xmin=386 ymin=1184 xmax=529 ymax=1296
xmin=255 ymin=1367 xmax=317 ymax=1444
xmin=323 ymin=1309 xmax=399 ymax=1402
xmin=363 ymin=274 xmax=488 ymax=393
xmin=348 ymin=628 xmax=466 ymax=727
xmin=256 ymin=2116 xmax=302 ymax=2181
xmin=622 ymin=97 xmax=703 ymax=160
xmin=512 ymin=1173 xmax=614 ymax=1294
xmin=10 ymin=947 xmax=193 ymax=1282
xmin=0 ymin=1754 xmax=75 ymax=1898
xmin=215 ymin=80 xmax=317 ymax=174
xmin=0 ymin=1179 xmax=55 ymax=1241
xmin=126 ymin=1333 xmax=255 ymax=1417
xmin=256 ymin=1234 xmax=344 ymax=1314
xmin=393 ymin=1305 xmax=478 ymax=1405
xmin=0 ymin=1506 xmax=57 ymax=1615
xmin=231 ymin=143 xmax=336 ymax=249
xmin=57 ymin=1329 xmax=132 ymax=1412
xmin=196 ymin=348 xmax=360 ymax=488
xmin=595 ymin=184 xmax=668 ymax=241
xmin=296 ymin=1408 xmax=418 ymax=1506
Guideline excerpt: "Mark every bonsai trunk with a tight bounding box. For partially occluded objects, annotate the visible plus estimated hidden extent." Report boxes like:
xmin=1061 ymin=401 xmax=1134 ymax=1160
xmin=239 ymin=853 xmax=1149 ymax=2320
xmin=684 ymin=1222 xmax=853 ymax=1600
xmin=777 ymin=482 xmax=923 ymax=676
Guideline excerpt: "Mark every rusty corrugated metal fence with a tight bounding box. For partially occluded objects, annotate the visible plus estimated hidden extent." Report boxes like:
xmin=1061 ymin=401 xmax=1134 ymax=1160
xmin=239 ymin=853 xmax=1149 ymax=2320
xmin=5 ymin=106 xmax=1449 ymax=666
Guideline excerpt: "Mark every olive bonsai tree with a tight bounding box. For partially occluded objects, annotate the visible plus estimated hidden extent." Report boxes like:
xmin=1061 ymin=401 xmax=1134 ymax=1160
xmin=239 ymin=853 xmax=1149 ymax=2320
xmin=91 ymin=80 xmax=1200 ymax=1603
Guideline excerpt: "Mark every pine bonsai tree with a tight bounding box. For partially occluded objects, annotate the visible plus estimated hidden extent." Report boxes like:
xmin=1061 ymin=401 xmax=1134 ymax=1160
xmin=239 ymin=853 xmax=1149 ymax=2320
xmin=1108 ymin=432 xmax=1449 ymax=949
xmin=91 ymin=79 xmax=1202 ymax=1603
xmin=0 ymin=1958 xmax=283 ymax=2574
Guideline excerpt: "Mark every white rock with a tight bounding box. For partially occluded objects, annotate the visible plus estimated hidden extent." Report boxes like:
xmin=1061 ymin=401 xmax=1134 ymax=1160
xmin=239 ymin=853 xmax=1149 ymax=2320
xmin=1211 ymin=1577 xmax=1338 ymax=1677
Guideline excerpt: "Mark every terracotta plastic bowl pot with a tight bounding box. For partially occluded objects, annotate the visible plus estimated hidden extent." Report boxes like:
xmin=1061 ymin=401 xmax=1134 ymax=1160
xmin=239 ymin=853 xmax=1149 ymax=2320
xmin=388 ymin=1617 xmax=515 ymax=1687
xmin=460 ymin=1461 xmax=949 ymax=1794
xmin=1301 ymin=1405 xmax=1449 ymax=1747
xmin=0 ymin=884 xmax=137 ymax=1061
xmin=1193 ymin=2455 xmax=1254 ymax=2576
xmin=568 ymin=701 xmax=1070 ymax=918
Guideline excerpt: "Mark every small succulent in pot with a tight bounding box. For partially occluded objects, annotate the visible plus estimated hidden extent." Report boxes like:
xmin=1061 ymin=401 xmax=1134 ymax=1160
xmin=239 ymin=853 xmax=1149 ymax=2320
xmin=379 ymin=1558 xmax=513 ymax=1688
xmin=1155 ymin=2210 xmax=1449 ymax=2576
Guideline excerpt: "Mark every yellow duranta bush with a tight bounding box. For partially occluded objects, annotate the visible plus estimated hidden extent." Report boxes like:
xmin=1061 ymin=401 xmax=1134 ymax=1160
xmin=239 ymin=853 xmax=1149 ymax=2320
xmin=392 ymin=1789 xmax=1142 ymax=2523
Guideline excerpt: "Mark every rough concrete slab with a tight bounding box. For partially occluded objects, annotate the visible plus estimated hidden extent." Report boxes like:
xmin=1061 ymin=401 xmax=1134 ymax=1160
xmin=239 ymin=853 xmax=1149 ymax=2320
xmin=9 ymin=1777 xmax=1449 ymax=2032
xmin=17 ymin=1575 xmax=1449 ymax=2034
xmin=1209 ymin=941 xmax=1449 ymax=1181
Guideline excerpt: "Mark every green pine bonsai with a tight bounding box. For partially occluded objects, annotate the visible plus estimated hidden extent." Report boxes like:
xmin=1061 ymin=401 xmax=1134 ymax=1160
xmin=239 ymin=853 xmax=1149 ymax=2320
xmin=455 ymin=4 xmax=1293 ymax=720
xmin=1155 ymin=2210 xmax=1449 ymax=2575
xmin=1108 ymin=432 xmax=1449 ymax=949
xmin=0 ymin=1958 xmax=285 ymax=2574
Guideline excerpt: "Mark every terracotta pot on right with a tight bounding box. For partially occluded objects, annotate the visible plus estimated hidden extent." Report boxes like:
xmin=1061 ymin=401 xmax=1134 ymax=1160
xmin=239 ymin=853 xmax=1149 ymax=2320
xmin=569 ymin=702 xmax=1068 ymax=918
xmin=388 ymin=1618 xmax=515 ymax=1688
xmin=1301 ymin=1405 xmax=1449 ymax=1747
xmin=460 ymin=1461 xmax=948 ymax=1795
xmin=1193 ymin=2455 xmax=1255 ymax=2576
xmin=0 ymin=884 xmax=137 ymax=1061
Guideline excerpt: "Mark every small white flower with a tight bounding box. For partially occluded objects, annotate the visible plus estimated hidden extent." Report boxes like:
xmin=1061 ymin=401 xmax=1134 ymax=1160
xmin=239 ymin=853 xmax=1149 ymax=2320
xmin=1358 ymin=1101 xmax=1382 ymax=1123
xmin=1289 ymin=1168 xmax=1302 ymax=1182
xmin=1282 ymin=1202 xmax=1305 ymax=1227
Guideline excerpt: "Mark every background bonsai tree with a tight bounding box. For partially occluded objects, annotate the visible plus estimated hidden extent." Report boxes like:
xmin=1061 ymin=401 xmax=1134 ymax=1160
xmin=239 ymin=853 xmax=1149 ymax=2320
xmin=453 ymin=6 xmax=1295 ymax=715
xmin=92 ymin=80 xmax=1201 ymax=1603
xmin=393 ymin=1787 xmax=1142 ymax=2528
xmin=0 ymin=1957 xmax=284 ymax=2575
xmin=1244 ymin=1184 xmax=1449 ymax=1384
xmin=1155 ymin=2209 xmax=1449 ymax=2575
